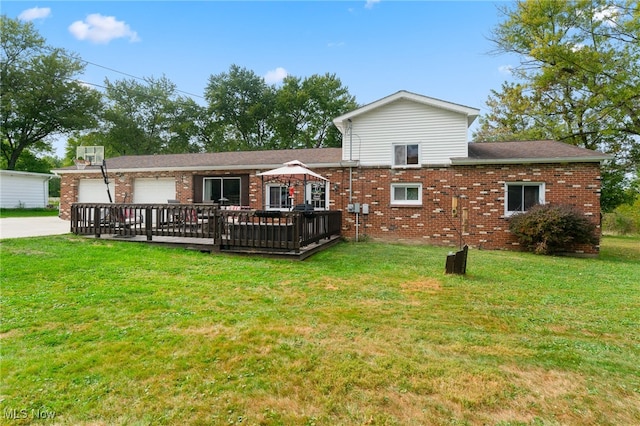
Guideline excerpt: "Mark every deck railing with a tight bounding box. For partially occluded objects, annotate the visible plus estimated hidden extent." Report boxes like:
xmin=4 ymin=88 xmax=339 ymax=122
xmin=70 ymin=203 xmax=342 ymax=253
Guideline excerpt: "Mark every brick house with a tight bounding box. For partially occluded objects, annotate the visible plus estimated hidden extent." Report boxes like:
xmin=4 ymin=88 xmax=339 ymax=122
xmin=55 ymin=91 xmax=608 ymax=253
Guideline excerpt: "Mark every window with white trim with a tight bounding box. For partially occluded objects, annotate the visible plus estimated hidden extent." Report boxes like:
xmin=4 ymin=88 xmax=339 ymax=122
xmin=266 ymin=184 xmax=291 ymax=210
xmin=391 ymin=183 xmax=422 ymax=205
xmin=306 ymin=182 xmax=328 ymax=210
xmin=393 ymin=144 xmax=420 ymax=167
xmin=505 ymin=183 xmax=544 ymax=215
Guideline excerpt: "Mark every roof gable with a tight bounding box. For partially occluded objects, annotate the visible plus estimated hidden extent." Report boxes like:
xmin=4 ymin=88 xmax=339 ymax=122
xmin=333 ymin=90 xmax=480 ymax=129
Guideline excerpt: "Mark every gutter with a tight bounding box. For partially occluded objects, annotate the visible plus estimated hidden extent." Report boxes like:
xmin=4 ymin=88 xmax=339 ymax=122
xmin=450 ymin=156 xmax=611 ymax=166
xmin=51 ymin=162 xmax=345 ymax=175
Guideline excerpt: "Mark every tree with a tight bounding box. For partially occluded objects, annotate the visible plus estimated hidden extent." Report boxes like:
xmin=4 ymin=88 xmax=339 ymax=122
xmin=273 ymin=73 xmax=357 ymax=148
xmin=205 ymin=65 xmax=358 ymax=151
xmin=1 ymin=16 xmax=102 ymax=170
xmin=476 ymin=0 xmax=640 ymax=211
xmin=205 ymin=65 xmax=275 ymax=151
xmin=101 ymin=75 xmax=206 ymax=156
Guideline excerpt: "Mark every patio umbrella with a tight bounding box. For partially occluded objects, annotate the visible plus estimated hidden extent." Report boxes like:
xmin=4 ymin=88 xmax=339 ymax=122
xmin=257 ymin=160 xmax=327 ymax=182
xmin=257 ymin=160 xmax=327 ymax=209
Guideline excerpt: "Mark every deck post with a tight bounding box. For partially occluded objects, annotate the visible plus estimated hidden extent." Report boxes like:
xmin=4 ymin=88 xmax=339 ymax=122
xmin=293 ymin=213 xmax=301 ymax=253
xmin=145 ymin=207 xmax=153 ymax=241
xmin=93 ymin=206 xmax=101 ymax=238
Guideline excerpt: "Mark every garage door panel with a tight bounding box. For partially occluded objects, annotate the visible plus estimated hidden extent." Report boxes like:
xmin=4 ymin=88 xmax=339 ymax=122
xmin=78 ymin=179 xmax=114 ymax=203
xmin=133 ymin=178 xmax=176 ymax=204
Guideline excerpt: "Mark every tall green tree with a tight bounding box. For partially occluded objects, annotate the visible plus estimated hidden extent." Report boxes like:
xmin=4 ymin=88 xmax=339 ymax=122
xmin=475 ymin=0 xmax=640 ymax=211
xmin=101 ymin=75 xmax=206 ymax=156
xmin=205 ymin=65 xmax=358 ymax=151
xmin=205 ymin=65 xmax=275 ymax=151
xmin=273 ymin=73 xmax=357 ymax=148
xmin=1 ymin=15 xmax=102 ymax=170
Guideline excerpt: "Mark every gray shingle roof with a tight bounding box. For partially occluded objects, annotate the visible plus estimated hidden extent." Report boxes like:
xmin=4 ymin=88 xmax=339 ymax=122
xmin=56 ymin=148 xmax=343 ymax=172
xmin=54 ymin=141 xmax=609 ymax=173
xmin=452 ymin=140 xmax=609 ymax=165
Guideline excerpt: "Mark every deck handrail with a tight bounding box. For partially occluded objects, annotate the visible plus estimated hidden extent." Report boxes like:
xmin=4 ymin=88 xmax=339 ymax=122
xmin=70 ymin=203 xmax=342 ymax=252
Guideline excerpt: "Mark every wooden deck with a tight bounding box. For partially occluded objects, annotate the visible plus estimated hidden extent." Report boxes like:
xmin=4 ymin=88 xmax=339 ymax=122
xmin=71 ymin=203 xmax=343 ymax=260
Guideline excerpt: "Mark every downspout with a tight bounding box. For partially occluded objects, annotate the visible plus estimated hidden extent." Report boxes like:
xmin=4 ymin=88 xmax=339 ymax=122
xmin=348 ymin=118 xmax=353 ymax=205
xmin=348 ymin=118 xmax=359 ymax=242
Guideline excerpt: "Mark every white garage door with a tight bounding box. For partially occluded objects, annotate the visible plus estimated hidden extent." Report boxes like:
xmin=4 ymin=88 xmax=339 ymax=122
xmin=78 ymin=179 xmax=114 ymax=203
xmin=133 ymin=178 xmax=176 ymax=204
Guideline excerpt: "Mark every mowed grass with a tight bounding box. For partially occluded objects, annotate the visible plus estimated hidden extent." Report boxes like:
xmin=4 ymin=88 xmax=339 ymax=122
xmin=0 ymin=208 xmax=59 ymax=218
xmin=1 ymin=236 xmax=638 ymax=425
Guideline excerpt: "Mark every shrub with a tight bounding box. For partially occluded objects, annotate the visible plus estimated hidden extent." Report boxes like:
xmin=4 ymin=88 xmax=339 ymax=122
xmin=602 ymin=197 xmax=640 ymax=235
xmin=508 ymin=204 xmax=598 ymax=254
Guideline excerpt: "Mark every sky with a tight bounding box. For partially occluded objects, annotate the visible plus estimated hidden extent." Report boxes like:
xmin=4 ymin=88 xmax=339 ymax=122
xmin=3 ymin=0 xmax=519 ymax=156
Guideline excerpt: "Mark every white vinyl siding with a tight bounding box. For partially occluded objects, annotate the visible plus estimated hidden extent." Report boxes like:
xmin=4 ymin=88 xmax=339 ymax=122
xmin=0 ymin=171 xmax=52 ymax=208
xmin=78 ymin=179 xmax=114 ymax=203
xmin=133 ymin=178 xmax=176 ymax=204
xmin=341 ymin=99 xmax=468 ymax=166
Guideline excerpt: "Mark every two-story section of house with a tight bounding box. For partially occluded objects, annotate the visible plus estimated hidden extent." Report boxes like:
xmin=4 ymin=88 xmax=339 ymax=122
xmin=332 ymin=90 xmax=608 ymax=253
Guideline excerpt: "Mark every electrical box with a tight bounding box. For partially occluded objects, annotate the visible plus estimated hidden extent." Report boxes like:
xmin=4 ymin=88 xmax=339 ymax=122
xmin=362 ymin=204 xmax=369 ymax=214
xmin=353 ymin=203 xmax=360 ymax=213
xmin=347 ymin=204 xmax=354 ymax=213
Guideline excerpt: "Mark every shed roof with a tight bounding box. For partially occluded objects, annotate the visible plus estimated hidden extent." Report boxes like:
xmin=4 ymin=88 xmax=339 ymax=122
xmin=0 ymin=170 xmax=57 ymax=179
xmin=451 ymin=140 xmax=610 ymax=165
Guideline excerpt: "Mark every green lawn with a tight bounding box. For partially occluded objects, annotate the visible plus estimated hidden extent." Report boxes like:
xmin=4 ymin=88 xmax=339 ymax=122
xmin=0 ymin=208 xmax=59 ymax=218
xmin=1 ymin=236 xmax=638 ymax=425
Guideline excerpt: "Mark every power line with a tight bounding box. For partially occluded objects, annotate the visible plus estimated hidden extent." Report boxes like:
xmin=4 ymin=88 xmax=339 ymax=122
xmin=42 ymin=45 xmax=205 ymax=100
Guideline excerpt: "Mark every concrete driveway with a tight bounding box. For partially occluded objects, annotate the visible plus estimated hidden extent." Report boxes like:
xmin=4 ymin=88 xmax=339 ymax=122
xmin=0 ymin=216 xmax=70 ymax=239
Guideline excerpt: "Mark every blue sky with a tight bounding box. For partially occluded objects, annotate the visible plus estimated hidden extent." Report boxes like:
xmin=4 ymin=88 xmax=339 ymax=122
xmin=4 ymin=1 xmax=518 ymax=155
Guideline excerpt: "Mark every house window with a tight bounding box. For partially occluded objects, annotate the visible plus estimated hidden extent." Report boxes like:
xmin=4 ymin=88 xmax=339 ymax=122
xmin=391 ymin=183 xmax=422 ymax=205
xmin=266 ymin=184 xmax=291 ymax=210
xmin=505 ymin=183 xmax=544 ymax=215
xmin=393 ymin=144 xmax=420 ymax=167
xmin=204 ymin=177 xmax=241 ymax=205
xmin=306 ymin=182 xmax=328 ymax=210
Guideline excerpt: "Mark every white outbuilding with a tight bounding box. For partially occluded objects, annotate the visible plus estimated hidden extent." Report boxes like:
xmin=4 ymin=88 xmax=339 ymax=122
xmin=0 ymin=170 xmax=57 ymax=208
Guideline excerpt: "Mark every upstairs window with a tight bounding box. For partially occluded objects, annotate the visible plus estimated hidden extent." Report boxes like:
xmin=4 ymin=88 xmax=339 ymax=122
xmin=505 ymin=183 xmax=544 ymax=215
xmin=393 ymin=144 xmax=420 ymax=167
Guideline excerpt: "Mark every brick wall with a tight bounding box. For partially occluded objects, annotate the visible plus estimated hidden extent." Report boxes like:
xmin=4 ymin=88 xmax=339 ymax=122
xmin=59 ymin=161 xmax=602 ymax=253
xmin=337 ymin=162 xmax=602 ymax=254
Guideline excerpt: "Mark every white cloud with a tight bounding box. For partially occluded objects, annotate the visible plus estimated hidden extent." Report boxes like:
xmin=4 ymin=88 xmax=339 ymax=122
xmin=498 ymin=65 xmax=514 ymax=75
xmin=18 ymin=7 xmax=51 ymax=21
xmin=68 ymin=14 xmax=140 ymax=44
xmin=264 ymin=67 xmax=288 ymax=85
xmin=571 ymin=43 xmax=585 ymax=52
xmin=365 ymin=0 xmax=381 ymax=9
xmin=328 ymin=41 xmax=346 ymax=48
xmin=594 ymin=6 xmax=619 ymax=26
